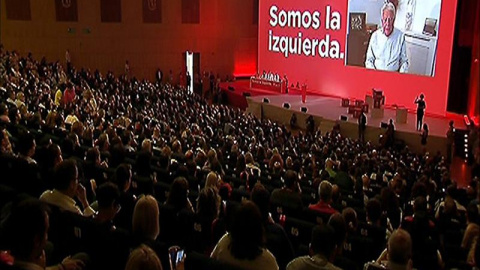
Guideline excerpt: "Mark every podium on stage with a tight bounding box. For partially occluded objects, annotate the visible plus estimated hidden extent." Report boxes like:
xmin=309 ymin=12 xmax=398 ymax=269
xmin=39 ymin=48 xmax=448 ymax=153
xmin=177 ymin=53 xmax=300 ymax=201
xmin=365 ymin=94 xmax=373 ymax=108
xmin=371 ymin=88 xmax=385 ymax=118
xmin=372 ymin=88 xmax=385 ymax=109
xmin=396 ymin=106 xmax=408 ymax=124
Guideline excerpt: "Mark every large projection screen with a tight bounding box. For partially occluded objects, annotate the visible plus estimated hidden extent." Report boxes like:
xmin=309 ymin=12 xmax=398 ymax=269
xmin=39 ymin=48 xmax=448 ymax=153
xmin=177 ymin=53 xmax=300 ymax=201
xmin=258 ymin=0 xmax=457 ymax=116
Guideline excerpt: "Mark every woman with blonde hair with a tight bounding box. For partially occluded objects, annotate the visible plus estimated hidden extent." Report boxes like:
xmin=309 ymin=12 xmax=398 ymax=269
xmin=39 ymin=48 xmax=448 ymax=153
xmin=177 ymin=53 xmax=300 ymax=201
xmin=132 ymin=195 xmax=171 ymax=270
xmin=125 ymin=244 xmax=163 ymax=270
xmin=133 ymin=195 xmax=160 ymax=241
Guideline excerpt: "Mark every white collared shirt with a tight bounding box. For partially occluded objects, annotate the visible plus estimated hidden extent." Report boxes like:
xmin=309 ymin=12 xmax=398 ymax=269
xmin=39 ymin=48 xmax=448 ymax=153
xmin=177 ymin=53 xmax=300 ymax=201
xmin=365 ymin=28 xmax=409 ymax=73
xmin=40 ymin=189 xmax=95 ymax=217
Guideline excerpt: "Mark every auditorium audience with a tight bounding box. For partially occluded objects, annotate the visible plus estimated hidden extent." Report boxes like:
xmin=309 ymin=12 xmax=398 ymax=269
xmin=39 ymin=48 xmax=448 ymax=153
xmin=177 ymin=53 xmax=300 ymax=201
xmin=0 ymin=48 xmax=479 ymax=270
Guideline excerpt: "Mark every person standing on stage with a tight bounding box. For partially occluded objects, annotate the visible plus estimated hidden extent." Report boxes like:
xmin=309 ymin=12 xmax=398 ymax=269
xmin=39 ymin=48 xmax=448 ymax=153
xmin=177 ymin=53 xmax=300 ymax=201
xmin=358 ymin=108 xmax=367 ymax=143
xmin=283 ymin=74 xmax=289 ymax=94
xmin=446 ymin=120 xmax=455 ymax=165
xmin=414 ymin=94 xmax=426 ymax=131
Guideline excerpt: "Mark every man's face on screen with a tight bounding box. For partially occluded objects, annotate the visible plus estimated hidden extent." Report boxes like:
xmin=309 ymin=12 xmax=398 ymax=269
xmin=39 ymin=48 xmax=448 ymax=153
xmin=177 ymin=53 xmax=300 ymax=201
xmin=382 ymin=9 xmax=395 ymax=37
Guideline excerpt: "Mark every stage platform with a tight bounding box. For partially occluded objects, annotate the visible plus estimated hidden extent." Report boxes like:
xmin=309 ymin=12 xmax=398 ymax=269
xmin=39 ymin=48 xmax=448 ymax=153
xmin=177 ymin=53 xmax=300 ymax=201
xmin=220 ymin=81 xmax=467 ymax=155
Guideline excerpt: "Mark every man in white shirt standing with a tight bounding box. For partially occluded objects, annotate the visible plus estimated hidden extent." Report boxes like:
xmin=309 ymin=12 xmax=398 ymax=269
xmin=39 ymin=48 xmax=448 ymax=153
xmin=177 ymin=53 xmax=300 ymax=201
xmin=365 ymin=2 xmax=409 ymax=73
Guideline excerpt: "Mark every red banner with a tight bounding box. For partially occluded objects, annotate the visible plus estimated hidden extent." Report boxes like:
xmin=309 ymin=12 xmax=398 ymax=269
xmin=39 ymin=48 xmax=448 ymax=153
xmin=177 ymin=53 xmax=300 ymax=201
xmin=101 ymin=0 xmax=122 ymax=22
xmin=55 ymin=0 xmax=78 ymax=22
xmin=143 ymin=0 xmax=162 ymax=23
xmin=5 ymin=0 xmax=31 ymax=21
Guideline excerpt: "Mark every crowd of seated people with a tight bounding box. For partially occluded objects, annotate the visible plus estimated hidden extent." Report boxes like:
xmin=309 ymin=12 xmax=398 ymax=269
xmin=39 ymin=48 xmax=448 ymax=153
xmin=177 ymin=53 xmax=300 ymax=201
xmin=0 ymin=46 xmax=479 ymax=270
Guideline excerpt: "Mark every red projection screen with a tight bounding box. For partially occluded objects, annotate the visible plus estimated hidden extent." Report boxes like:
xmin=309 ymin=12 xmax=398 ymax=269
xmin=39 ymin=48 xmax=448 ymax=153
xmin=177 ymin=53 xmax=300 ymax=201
xmin=258 ymin=0 xmax=457 ymax=116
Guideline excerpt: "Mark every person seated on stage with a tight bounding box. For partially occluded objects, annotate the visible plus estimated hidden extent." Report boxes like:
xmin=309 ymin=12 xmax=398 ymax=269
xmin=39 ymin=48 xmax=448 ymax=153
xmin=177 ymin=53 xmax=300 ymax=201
xmin=365 ymin=2 xmax=409 ymax=73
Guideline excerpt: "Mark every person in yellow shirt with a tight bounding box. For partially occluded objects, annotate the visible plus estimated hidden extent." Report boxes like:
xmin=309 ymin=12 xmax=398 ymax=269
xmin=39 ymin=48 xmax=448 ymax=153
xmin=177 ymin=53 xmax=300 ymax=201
xmin=55 ymin=88 xmax=63 ymax=107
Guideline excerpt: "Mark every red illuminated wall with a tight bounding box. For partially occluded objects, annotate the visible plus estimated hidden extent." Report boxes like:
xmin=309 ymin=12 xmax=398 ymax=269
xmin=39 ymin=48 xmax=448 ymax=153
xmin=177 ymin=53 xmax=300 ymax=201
xmin=258 ymin=0 xmax=458 ymax=116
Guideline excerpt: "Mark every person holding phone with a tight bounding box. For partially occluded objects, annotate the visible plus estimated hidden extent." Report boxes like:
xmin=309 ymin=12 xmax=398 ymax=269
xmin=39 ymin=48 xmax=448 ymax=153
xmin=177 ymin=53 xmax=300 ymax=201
xmin=168 ymin=246 xmax=186 ymax=270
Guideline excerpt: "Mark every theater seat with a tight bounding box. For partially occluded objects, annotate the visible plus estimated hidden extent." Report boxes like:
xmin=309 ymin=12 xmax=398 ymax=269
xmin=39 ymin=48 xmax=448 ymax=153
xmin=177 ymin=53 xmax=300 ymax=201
xmin=282 ymin=216 xmax=315 ymax=255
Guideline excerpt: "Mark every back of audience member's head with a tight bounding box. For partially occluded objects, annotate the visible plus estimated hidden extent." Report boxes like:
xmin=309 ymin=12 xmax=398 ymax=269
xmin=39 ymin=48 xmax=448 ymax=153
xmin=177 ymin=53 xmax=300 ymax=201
xmin=96 ymin=182 xmax=120 ymax=210
xmin=4 ymin=199 xmax=49 ymax=261
xmin=53 ymin=159 xmax=78 ymax=192
xmin=230 ymin=200 xmax=265 ymax=260
xmin=114 ymin=163 xmax=132 ymax=192
xmin=8 ymin=106 xmax=19 ymax=123
xmin=310 ymin=224 xmax=336 ymax=259
xmin=342 ymin=207 xmax=358 ymax=233
xmin=45 ymin=143 xmax=63 ymax=169
xmin=197 ymin=187 xmax=220 ymax=221
xmin=443 ymin=197 xmax=457 ymax=217
xmin=17 ymin=131 xmax=35 ymax=156
xmin=388 ymin=229 xmax=412 ymax=269
xmin=366 ymin=198 xmax=382 ymax=224
xmin=331 ymin=184 xmax=340 ymax=202
xmin=142 ymin=138 xmax=152 ymax=152
xmin=413 ymin=196 xmax=427 ymax=214
xmin=250 ymin=183 xmax=271 ymax=223
xmin=446 ymin=184 xmax=457 ymax=198
xmin=86 ymin=147 xmax=101 ymax=163
xmin=244 ymin=152 xmax=254 ymax=165
xmin=133 ymin=195 xmax=160 ymax=240
xmin=205 ymin=171 xmax=219 ymax=190
xmin=0 ymin=103 xmax=8 ymax=116
xmin=411 ymin=182 xmax=427 ymax=199
xmin=319 ymin=180 xmax=333 ymax=203
xmin=166 ymin=177 xmax=190 ymax=212
xmin=328 ymin=213 xmax=347 ymax=249
xmin=284 ymin=170 xmax=297 ymax=189
xmin=125 ymin=244 xmax=163 ymax=270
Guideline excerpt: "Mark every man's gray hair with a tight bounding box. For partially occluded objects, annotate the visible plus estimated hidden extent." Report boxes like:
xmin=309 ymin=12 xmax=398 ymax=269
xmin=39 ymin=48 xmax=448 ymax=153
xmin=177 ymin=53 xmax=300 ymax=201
xmin=381 ymin=2 xmax=396 ymax=18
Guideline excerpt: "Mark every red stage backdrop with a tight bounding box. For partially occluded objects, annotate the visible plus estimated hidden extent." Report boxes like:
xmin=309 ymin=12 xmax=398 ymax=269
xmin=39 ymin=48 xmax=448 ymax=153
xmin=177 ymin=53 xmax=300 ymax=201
xmin=258 ymin=0 xmax=458 ymax=116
